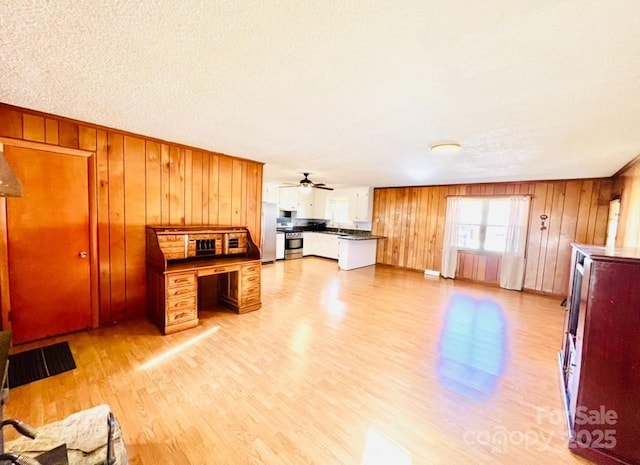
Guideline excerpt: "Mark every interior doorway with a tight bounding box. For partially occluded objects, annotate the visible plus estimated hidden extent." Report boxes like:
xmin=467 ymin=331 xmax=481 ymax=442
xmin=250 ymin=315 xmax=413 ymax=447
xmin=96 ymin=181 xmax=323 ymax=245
xmin=605 ymin=199 xmax=621 ymax=249
xmin=4 ymin=145 xmax=92 ymax=343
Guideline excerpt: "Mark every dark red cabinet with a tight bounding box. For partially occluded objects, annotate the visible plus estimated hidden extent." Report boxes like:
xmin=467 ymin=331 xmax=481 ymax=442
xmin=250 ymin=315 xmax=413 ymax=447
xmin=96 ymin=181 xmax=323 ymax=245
xmin=560 ymin=244 xmax=640 ymax=465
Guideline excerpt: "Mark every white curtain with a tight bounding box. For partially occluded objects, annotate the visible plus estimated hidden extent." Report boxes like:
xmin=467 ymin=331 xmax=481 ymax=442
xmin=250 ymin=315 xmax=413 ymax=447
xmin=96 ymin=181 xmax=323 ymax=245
xmin=499 ymin=196 xmax=531 ymax=290
xmin=441 ymin=197 xmax=462 ymax=278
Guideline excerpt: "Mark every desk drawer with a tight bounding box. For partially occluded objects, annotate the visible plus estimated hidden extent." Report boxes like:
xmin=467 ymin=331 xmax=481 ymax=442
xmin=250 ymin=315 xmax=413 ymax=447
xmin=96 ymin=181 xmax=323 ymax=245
xmin=167 ymin=286 xmax=196 ymax=299
xmin=243 ymin=283 xmax=260 ymax=294
xmin=242 ymin=273 xmax=260 ymax=286
xmin=242 ymin=292 xmax=261 ymax=306
xmin=242 ymin=284 xmax=260 ymax=300
xmin=168 ymin=272 xmax=196 ymax=288
xmin=167 ymin=308 xmax=197 ymax=325
xmin=211 ymin=265 xmax=235 ymax=274
xmin=241 ymin=263 xmax=261 ymax=275
xmin=167 ymin=295 xmax=196 ymax=312
xmin=197 ymin=264 xmax=239 ymax=277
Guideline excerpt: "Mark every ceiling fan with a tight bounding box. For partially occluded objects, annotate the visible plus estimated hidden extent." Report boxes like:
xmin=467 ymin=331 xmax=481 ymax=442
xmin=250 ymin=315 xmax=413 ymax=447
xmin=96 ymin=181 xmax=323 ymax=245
xmin=281 ymin=173 xmax=334 ymax=191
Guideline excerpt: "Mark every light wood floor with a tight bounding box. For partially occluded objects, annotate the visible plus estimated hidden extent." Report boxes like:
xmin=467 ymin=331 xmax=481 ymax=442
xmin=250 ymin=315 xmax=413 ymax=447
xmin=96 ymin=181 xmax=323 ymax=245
xmin=6 ymin=258 xmax=592 ymax=464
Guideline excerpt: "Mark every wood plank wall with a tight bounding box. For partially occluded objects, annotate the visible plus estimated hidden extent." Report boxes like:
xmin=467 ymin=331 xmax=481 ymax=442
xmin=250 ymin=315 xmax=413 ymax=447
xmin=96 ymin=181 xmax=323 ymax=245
xmin=615 ymin=157 xmax=640 ymax=248
xmin=371 ymin=179 xmax=613 ymax=295
xmin=456 ymin=251 xmax=501 ymax=285
xmin=0 ymin=104 xmax=263 ymax=325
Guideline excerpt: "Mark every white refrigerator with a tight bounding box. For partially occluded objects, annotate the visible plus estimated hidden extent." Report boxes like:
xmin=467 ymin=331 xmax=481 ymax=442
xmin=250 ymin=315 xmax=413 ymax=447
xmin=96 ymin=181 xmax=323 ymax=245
xmin=261 ymin=202 xmax=278 ymax=263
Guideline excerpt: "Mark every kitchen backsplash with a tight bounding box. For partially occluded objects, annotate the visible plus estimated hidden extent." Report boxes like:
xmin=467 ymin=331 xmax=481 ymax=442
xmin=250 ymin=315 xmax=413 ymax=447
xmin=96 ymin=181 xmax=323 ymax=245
xmin=277 ymin=212 xmax=372 ymax=232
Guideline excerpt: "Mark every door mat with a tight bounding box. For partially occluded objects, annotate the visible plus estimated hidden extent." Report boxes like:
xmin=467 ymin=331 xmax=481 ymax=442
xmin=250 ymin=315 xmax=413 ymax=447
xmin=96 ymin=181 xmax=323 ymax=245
xmin=8 ymin=341 xmax=76 ymax=388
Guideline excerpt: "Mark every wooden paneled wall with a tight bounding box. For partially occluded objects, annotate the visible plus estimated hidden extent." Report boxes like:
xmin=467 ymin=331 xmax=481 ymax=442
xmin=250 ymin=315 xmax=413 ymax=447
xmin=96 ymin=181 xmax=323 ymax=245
xmin=371 ymin=179 xmax=613 ymax=294
xmin=0 ymin=104 xmax=263 ymax=325
xmin=456 ymin=251 xmax=501 ymax=285
xmin=615 ymin=157 xmax=640 ymax=248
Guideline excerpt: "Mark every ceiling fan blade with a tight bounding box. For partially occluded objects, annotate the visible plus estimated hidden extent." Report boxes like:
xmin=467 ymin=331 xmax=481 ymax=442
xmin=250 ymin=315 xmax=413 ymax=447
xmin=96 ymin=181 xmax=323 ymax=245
xmin=283 ymin=173 xmax=332 ymax=190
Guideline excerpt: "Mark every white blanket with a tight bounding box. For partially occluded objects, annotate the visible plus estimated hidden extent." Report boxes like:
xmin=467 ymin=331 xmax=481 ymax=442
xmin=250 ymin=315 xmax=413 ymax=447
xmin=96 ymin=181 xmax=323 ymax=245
xmin=6 ymin=404 xmax=128 ymax=465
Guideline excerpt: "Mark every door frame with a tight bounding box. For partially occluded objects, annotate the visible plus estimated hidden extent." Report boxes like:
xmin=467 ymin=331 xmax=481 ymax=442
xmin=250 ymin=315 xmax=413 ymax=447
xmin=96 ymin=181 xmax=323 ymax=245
xmin=0 ymin=137 xmax=99 ymax=333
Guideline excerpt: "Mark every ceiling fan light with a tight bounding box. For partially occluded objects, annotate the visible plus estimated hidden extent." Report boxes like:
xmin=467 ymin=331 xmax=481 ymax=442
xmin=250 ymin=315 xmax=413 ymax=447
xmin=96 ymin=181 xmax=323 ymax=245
xmin=430 ymin=142 xmax=461 ymax=155
xmin=299 ymin=184 xmax=312 ymax=193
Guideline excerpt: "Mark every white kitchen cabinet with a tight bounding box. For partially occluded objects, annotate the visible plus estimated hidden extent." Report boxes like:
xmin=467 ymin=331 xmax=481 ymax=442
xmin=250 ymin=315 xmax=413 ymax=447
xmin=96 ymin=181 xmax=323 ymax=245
xmin=302 ymin=232 xmax=339 ymax=260
xmin=313 ymin=189 xmax=330 ymax=219
xmin=276 ymin=233 xmax=285 ymax=260
xmin=296 ymin=189 xmax=314 ymax=218
xmin=325 ymin=186 xmax=373 ymax=223
xmin=312 ymin=186 xmax=373 ymax=226
xmin=302 ymin=232 xmax=311 ymax=256
xmin=263 ymin=183 xmax=281 ymax=204
xmin=352 ymin=187 xmax=373 ymax=222
xmin=303 ymin=232 xmax=317 ymax=256
xmin=317 ymin=234 xmax=339 ymax=260
xmin=279 ymin=188 xmax=299 ymax=210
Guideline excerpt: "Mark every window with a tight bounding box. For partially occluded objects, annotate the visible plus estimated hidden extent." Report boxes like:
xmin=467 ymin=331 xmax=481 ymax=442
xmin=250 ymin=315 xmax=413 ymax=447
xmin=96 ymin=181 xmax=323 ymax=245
xmin=456 ymin=198 xmax=513 ymax=253
xmin=442 ymin=195 xmax=531 ymax=289
xmin=326 ymin=198 xmax=349 ymax=225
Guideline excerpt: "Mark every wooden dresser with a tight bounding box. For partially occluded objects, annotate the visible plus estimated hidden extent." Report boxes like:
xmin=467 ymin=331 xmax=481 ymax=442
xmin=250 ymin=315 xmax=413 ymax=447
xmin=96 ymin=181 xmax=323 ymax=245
xmin=560 ymin=244 xmax=640 ymax=465
xmin=146 ymin=225 xmax=261 ymax=334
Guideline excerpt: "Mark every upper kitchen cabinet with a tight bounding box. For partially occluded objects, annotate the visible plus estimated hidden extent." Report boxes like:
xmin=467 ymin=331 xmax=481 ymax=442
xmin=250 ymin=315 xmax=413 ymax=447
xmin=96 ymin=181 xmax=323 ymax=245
xmin=313 ymin=186 xmax=374 ymax=224
xmin=263 ymin=182 xmax=372 ymax=223
xmin=263 ymin=183 xmax=280 ymax=204
xmin=344 ymin=187 xmax=373 ymax=222
xmin=278 ymin=187 xmax=299 ymax=211
xmin=351 ymin=187 xmax=373 ymax=222
xmin=313 ymin=189 xmax=330 ymax=219
xmin=296 ymin=189 xmax=314 ymax=218
xmin=262 ymin=183 xmax=314 ymax=216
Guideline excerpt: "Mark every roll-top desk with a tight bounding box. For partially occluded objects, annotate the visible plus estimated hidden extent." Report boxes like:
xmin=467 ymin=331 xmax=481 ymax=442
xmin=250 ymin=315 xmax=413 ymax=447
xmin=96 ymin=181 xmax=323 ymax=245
xmin=146 ymin=225 xmax=261 ymax=334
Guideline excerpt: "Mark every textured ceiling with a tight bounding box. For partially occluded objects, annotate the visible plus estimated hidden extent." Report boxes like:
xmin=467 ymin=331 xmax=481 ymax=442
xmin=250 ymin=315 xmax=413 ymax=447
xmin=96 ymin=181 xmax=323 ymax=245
xmin=2 ymin=1 xmax=640 ymax=188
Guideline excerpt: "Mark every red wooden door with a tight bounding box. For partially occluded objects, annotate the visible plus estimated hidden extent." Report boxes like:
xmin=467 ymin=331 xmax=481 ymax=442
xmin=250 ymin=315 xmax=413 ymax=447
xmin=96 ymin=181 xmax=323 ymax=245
xmin=5 ymin=146 xmax=91 ymax=343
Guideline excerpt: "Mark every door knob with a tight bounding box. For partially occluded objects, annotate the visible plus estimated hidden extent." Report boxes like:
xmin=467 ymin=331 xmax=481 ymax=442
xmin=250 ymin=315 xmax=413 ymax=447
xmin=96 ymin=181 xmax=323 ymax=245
xmin=79 ymin=251 xmax=88 ymax=258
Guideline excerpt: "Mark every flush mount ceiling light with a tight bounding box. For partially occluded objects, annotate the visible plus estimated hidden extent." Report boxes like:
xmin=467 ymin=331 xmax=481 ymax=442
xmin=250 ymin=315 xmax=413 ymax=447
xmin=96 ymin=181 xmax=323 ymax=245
xmin=430 ymin=142 xmax=462 ymax=155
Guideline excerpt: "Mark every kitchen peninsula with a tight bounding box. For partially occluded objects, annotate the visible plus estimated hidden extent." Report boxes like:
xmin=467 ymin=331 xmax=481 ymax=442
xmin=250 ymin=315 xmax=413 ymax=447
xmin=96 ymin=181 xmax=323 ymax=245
xmin=338 ymin=234 xmax=385 ymax=270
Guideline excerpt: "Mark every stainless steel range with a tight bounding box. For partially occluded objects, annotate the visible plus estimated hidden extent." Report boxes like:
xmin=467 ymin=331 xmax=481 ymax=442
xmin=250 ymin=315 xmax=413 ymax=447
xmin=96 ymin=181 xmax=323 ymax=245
xmin=284 ymin=231 xmax=303 ymax=260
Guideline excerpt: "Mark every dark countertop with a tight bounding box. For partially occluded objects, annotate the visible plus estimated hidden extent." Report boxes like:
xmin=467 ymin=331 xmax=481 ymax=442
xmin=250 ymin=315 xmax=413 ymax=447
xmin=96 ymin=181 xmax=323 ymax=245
xmin=316 ymin=231 xmax=347 ymax=235
xmin=275 ymin=227 xmax=385 ymax=240
xmin=338 ymin=234 xmax=386 ymax=241
xmin=304 ymin=230 xmax=385 ymax=240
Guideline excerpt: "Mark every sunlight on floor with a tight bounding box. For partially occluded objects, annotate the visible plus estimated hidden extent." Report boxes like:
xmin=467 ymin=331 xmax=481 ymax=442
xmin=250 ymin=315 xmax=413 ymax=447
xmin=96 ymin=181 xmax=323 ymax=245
xmin=138 ymin=325 xmax=220 ymax=370
xmin=322 ymin=277 xmax=346 ymax=317
xmin=290 ymin=321 xmax=313 ymax=355
xmin=437 ymin=294 xmax=507 ymax=399
xmin=361 ymin=427 xmax=413 ymax=465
